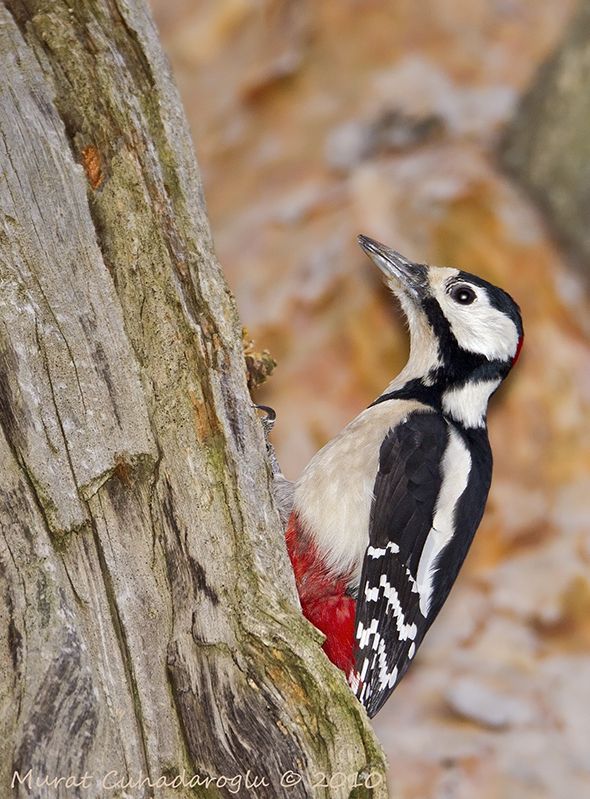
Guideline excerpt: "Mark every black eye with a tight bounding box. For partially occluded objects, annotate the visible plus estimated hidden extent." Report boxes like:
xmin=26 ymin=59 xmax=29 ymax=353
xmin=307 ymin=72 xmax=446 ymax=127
xmin=450 ymin=285 xmax=477 ymax=305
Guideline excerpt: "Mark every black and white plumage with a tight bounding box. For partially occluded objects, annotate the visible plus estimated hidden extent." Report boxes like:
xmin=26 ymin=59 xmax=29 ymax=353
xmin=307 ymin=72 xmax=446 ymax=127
xmin=353 ymin=413 xmax=492 ymax=716
xmin=285 ymin=235 xmax=523 ymax=717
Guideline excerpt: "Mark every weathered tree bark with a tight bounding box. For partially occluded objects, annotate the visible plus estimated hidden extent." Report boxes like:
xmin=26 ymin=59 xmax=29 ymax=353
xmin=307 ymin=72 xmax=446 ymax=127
xmin=0 ymin=2 xmax=387 ymax=797
xmin=501 ymin=0 xmax=590 ymax=275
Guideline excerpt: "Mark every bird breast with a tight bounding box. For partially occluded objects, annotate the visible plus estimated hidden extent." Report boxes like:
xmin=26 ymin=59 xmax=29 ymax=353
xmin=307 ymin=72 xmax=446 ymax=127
xmin=293 ymin=398 xmax=432 ymax=584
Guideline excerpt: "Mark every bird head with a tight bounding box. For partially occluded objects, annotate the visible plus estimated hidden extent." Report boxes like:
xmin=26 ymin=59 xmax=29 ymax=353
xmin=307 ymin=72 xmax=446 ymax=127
xmin=358 ymin=235 xmax=523 ymax=425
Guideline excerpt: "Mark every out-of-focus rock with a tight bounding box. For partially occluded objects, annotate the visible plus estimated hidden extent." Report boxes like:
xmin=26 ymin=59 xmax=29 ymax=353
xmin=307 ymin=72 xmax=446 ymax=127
xmin=486 ymin=479 xmax=549 ymax=546
xmin=326 ymin=110 xmax=445 ymax=172
xmin=371 ymin=56 xmax=517 ymax=140
xmin=453 ymin=615 xmax=540 ymax=675
xmin=552 ymin=475 xmax=590 ymax=537
xmin=540 ymin=656 xmax=590 ymax=771
xmin=446 ymin=676 xmax=537 ymax=728
xmin=487 ymin=543 xmax=587 ymax=624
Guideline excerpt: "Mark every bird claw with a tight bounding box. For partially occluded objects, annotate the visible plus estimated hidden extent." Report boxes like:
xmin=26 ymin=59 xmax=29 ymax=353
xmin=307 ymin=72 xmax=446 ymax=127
xmin=253 ymin=404 xmax=294 ymax=526
xmin=253 ymin=404 xmax=277 ymax=434
xmin=253 ymin=404 xmax=280 ymax=467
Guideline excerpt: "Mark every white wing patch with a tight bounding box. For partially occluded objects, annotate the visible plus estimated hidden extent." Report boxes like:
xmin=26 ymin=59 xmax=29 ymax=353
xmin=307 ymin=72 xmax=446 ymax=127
xmin=416 ymin=426 xmax=471 ymax=616
xmin=367 ymin=541 xmax=400 ymax=558
xmin=406 ymin=566 xmax=419 ymax=593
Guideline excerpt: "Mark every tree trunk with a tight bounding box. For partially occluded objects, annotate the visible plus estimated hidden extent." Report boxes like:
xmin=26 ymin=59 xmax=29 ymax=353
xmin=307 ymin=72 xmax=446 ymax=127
xmin=501 ymin=0 xmax=590 ymax=275
xmin=0 ymin=2 xmax=386 ymax=797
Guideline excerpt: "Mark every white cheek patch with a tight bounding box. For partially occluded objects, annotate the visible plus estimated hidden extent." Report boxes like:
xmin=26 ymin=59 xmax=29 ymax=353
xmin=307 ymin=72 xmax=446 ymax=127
xmin=447 ymin=308 xmax=519 ymax=361
xmin=428 ymin=269 xmax=519 ymax=361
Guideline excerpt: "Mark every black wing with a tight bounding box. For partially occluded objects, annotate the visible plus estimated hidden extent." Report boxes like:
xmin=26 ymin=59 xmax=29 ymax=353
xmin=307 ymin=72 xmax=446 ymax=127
xmin=352 ymin=410 xmax=449 ymax=717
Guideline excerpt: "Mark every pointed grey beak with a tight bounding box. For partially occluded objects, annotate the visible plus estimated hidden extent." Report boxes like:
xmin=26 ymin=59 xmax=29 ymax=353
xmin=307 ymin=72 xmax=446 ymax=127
xmin=357 ymin=235 xmax=428 ymax=300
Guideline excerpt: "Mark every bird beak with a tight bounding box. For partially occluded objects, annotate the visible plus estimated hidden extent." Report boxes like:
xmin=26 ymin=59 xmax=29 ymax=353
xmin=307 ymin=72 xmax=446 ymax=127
xmin=357 ymin=235 xmax=428 ymax=300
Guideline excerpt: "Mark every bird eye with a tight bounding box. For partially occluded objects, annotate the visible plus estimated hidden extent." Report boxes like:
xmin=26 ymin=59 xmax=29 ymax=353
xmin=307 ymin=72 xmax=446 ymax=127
xmin=450 ymin=285 xmax=477 ymax=305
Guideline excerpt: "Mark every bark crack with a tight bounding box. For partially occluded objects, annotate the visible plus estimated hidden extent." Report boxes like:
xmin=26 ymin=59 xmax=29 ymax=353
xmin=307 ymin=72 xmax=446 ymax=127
xmin=1 ymin=127 xmax=89 ymax=417
xmin=2 ymin=533 xmax=27 ymax=722
xmin=33 ymin=315 xmax=81 ymax=495
xmin=89 ymin=496 xmax=154 ymax=785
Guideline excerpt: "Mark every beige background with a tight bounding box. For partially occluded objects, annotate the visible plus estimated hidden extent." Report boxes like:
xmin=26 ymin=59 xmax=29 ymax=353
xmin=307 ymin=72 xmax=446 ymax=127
xmin=150 ymin=2 xmax=590 ymax=797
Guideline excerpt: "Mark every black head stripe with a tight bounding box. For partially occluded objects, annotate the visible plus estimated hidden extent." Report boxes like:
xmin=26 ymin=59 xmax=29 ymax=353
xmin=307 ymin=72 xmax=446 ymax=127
xmin=422 ymin=295 xmax=454 ymax=356
xmin=420 ymin=295 xmax=516 ymax=385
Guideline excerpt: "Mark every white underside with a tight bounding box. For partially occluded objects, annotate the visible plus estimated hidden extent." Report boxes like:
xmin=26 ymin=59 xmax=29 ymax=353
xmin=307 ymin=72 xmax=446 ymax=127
xmin=293 ymin=399 xmax=429 ymax=583
xmin=294 ymin=395 xmax=473 ymax=620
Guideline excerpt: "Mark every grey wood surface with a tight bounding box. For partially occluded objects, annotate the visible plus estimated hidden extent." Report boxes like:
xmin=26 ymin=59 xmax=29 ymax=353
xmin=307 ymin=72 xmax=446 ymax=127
xmin=0 ymin=2 xmax=387 ymax=797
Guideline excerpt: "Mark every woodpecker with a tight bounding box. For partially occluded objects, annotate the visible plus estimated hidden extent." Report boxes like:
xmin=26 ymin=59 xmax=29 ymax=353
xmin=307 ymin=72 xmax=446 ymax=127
xmin=283 ymin=235 xmax=523 ymax=718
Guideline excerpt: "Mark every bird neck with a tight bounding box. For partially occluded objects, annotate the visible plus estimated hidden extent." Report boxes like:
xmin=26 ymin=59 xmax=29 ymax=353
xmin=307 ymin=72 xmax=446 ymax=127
xmin=440 ymin=376 xmax=500 ymax=428
xmin=375 ymin=313 xmax=513 ymax=426
xmin=378 ymin=357 xmax=505 ymax=429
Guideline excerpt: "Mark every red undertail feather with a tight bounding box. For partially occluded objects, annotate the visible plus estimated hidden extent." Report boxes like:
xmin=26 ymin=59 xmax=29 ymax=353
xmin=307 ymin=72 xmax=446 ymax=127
xmin=513 ymin=333 xmax=524 ymax=365
xmin=286 ymin=512 xmax=356 ymax=675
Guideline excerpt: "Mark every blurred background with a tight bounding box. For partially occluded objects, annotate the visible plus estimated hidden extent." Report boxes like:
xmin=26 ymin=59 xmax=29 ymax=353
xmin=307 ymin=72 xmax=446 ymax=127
xmin=150 ymin=2 xmax=590 ymax=797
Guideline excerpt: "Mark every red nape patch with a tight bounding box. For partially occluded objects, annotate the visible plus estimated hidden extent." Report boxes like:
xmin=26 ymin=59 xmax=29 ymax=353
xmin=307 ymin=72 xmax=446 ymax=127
xmin=513 ymin=334 xmax=524 ymax=366
xmin=286 ymin=512 xmax=356 ymax=676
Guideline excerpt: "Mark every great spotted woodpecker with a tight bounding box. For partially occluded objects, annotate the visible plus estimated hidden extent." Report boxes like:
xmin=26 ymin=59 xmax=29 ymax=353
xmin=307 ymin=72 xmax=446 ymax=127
xmin=276 ymin=235 xmax=523 ymax=718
